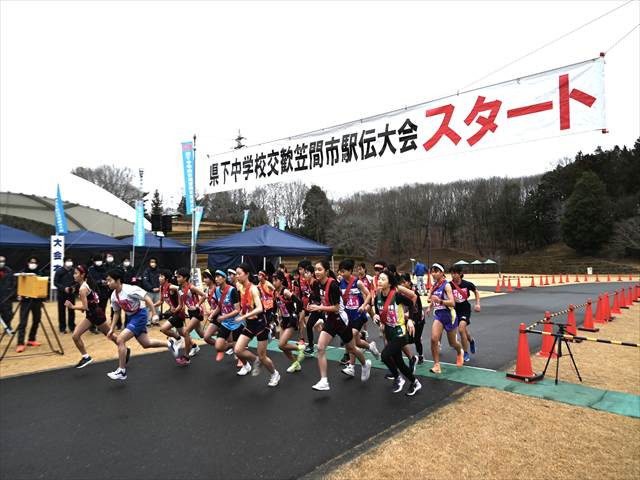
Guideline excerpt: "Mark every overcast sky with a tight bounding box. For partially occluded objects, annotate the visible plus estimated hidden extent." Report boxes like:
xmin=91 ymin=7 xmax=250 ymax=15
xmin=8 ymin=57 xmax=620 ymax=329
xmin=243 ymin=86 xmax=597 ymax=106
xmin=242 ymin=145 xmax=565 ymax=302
xmin=1 ymin=0 xmax=638 ymax=206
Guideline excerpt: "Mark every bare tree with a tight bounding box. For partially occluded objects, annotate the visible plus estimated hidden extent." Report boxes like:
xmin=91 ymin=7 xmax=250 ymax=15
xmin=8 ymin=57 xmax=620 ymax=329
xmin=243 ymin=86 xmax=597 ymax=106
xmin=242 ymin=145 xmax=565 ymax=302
xmin=72 ymin=165 xmax=143 ymax=207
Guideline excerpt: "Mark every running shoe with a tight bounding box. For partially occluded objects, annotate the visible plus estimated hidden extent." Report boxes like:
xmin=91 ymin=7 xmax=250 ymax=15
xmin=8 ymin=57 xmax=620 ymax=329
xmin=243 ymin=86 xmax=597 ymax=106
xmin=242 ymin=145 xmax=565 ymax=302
xmin=456 ymin=349 xmax=464 ymax=367
xmin=304 ymin=345 xmax=315 ymax=357
xmin=368 ymin=341 xmax=381 ymax=360
xmin=286 ymin=361 xmax=301 ymax=373
xmin=26 ymin=340 xmax=42 ymax=347
xmin=237 ymin=362 xmax=252 ymax=376
xmin=312 ymin=378 xmax=330 ymax=391
xmin=126 ymin=347 xmax=131 ymax=364
xmin=406 ymin=379 xmax=422 ymax=396
xmin=417 ymin=355 xmax=425 ymax=364
xmin=107 ymin=369 xmax=127 ymax=380
xmin=341 ymin=364 xmax=355 ymax=377
xmin=392 ymin=376 xmax=405 ymax=393
xmin=296 ymin=344 xmax=306 ymax=363
xmin=470 ymin=338 xmax=476 ymax=355
xmin=268 ymin=370 xmax=281 ymax=387
xmin=189 ymin=344 xmax=201 ymax=358
xmin=409 ymin=355 xmax=418 ymax=375
xmin=340 ymin=352 xmax=350 ymax=365
xmin=430 ymin=363 xmax=441 ymax=374
xmin=251 ymin=358 xmax=261 ymax=376
xmin=75 ymin=356 xmax=93 ymax=369
xmin=385 ymin=372 xmax=395 ymax=380
xmin=216 ymin=351 xmax=224 ymax=362
xmin=225 ymin=348 xmax=234 ymax=355
xmin=464 ymin=352 xmax=470 ymax=363
xmin=176 ymin=357 xmax=190 ymax=367
xmin=361 ymin=359 xmax=372 ymax=382
xmin=15 ymin=345 xmax=25 ymax=353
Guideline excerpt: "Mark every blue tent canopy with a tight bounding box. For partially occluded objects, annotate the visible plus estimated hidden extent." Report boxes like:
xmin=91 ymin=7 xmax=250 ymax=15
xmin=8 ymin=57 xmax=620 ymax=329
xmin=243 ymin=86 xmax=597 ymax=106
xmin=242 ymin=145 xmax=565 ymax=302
xmin=197 ymin=225 xmax=332 ymax=257
xmin=0 ymin=224 xmax=49 ymax=248
xmin=64 ymin=230 xmax=130 ymax=250
xmin=121 ymin=233 xmax=189 ymax=252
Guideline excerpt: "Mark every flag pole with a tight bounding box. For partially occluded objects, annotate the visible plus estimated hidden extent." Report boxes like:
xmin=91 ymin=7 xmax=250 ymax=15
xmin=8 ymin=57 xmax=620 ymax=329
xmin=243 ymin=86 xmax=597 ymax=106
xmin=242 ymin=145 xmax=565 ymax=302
xmin=191 ymin=134 xmax=197 ymax=272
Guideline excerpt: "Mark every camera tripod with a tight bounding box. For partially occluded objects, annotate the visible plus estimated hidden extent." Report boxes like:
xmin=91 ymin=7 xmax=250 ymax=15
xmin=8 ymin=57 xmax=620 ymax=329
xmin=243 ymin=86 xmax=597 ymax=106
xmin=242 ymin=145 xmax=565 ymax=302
xmin=541 ymin=323 xmax=582 ymax=385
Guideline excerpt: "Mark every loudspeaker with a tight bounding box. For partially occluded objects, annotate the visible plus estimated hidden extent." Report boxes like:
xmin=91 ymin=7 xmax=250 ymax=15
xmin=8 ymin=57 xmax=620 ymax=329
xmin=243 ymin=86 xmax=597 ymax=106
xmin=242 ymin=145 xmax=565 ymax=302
xmin=151 ymin=214 xmax=162 ymax=232
xmin=162 ymin=215 xmax=173 ymax=233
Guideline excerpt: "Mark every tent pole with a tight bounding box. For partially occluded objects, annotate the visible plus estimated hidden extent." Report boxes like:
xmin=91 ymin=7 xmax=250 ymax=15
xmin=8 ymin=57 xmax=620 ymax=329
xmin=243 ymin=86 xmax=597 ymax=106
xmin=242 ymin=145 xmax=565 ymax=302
xmin=331 ymin=255 xmax=334 ymax=272
xmin=263 ymin=257 xmax=266 ymax=271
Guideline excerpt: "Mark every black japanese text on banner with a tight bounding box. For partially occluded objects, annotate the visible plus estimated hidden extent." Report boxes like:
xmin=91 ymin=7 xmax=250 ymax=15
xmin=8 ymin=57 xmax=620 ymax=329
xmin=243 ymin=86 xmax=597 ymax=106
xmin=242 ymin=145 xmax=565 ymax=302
xmin=207 ymin=57 xmax=604 ymax=193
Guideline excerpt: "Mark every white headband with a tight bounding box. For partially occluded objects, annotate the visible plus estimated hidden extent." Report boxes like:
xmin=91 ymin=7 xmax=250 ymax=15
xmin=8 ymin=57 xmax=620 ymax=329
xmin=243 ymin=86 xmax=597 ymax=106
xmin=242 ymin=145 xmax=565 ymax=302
xmin=431 ymin=263 xmax=445 ymax=272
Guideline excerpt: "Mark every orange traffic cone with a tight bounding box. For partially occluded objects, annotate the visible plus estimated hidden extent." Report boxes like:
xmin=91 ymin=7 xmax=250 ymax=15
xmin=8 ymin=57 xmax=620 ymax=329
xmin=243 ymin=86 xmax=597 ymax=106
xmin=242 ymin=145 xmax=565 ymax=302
xmin=552 ymin=275 xmax=556 ymax=285
xmin=620 ymin=287 xmax=628 ymax=309
xmin=559 ymin=274 xmax=564 ymax=284
xmin=530 ymin=276 xmax=536 ymax=288
xmin=501 ymin=276 xmax=506 ymax=288
xmin=539 ymin=275 xmax=543 ymax=286
xmin=426 ymin=275 xmax=432 ymax=290
xmin=604 ymin=292 xmax=612 ymax=321
xmin=596 ymin=273 xmax=600 ymax=282
xmin=566 ymin=274 xmax=570 ymax=283
xmin=507 ymin=278 xmax=513 ymax=293
xmin=538 ymin=313 xmax=557 ymax=359
xmin=566 ymin=304 xmax=578 ymax=337
xmin=594 ymin=295 xmax=604 ymax=324
xmin=495 ymin=278 xmax=501 ymax=293
xmin=575 ymin=274 xmax=580 ymax=283
xmin=617 ymin=274 xmax=622 ymax=281
xmin=506 ymin=323 xmax=544 ymax=383
xmin=517 ymin=277 xmax=522 ymax=289
xmin=545 ymin=275 xmax=549 ymax=286
xmin=584 ymin=273 xmax=588 ymax=282
xmin=628 ymin=287 xmax=633 ymax=305
xmin=578 ymin=299 xmax=599 ymax=332
xmin=612 ymin=291 xmax=621 ymax=314
xmin=607 ymin=273 xmax=611 ymax=282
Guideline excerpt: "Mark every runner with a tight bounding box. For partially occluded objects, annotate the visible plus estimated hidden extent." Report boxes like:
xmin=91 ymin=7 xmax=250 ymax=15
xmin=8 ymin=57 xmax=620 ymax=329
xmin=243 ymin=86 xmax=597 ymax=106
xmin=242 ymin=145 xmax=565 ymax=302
xmin=373 ymin=270 xmax=421 ymax=395
xmin=175 ymin=268 xmax=207 ymax=363
xmin=426 ymin=263 xmax=464 ymax=374
xmin=290 ymin=268 xmax=306 ymax=344
xmin=209 ymin=269 xmax=243 ymax=364
xmin=449 ymin=265 xmax=481 ymax=361
xmin=64 ymin=265 xmax=119 ymax=368
xmin=338 ymin=259 xmax=380 ymax=377
xmin=155 ymin=269 xmax=186 ymax=364
xmin=233 ymin=263 xmax=280 ymax=387
xmin=201 ymin=269 xmax=224 ymax=360
xmin=400 ymin=273 xmax=426 ymax=364
xmin=300 ymin=261 xmax=323 ymax=357
xmin=356 ymin=262 xmax=374 ymax=340
xmin=310 ymin=261 xmax=371 ymax=391
xmin=105 ymin=269 xmax=168 ymax=380
xmin=272 ymin=271 xmax=306 ymax=373
xmin=257 ymin=269 xmax=276 ymax=337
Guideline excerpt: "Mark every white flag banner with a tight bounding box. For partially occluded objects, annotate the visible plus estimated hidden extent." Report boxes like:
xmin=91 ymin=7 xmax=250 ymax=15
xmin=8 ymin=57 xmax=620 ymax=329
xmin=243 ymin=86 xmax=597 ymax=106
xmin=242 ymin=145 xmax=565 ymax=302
xmin=50 ymin=235 xmax=65 ymax=289
xmin=207 ymin=56 xmax=605 ymax=193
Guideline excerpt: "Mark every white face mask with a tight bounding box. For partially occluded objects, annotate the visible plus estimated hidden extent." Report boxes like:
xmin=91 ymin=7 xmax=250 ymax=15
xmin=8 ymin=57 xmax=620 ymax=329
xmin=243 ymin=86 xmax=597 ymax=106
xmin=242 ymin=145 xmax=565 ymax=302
xmin=106 ymin=256 xmax=114 ymax=263
xmin=65 ymin=261 xmax=73 ymax=268
xmin=123 ymin=261 xmax=131 ymax=267
xmin=28 ymin=263 xmax=37 ymax=270
xmin=94 ymin=260 xmax=103 ymax=267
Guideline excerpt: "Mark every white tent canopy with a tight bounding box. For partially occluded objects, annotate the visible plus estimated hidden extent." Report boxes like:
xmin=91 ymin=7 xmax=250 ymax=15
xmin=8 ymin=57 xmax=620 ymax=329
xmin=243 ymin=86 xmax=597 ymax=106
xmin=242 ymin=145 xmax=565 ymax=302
xmin=454 ymin=260 xmax=469 ymax=265
xmin=470 ymin=260 xmax=483 ymax=265
xmin=0 ymin=169 xmax=151 ymax=237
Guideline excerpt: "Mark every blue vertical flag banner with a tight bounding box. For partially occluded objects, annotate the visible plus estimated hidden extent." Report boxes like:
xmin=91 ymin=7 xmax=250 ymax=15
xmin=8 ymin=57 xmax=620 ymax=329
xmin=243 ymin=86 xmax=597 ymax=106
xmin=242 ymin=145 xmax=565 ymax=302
xmin=134 ymin=200 xmax=145 ymax=247
xmin=242 ymin=209 xmax=249 ymax=232
xmin=191 ymin=206 xmax=204 ymax=244
xmin=182 ymin=141 xmax=195 ymax=215
xmin=54 ymin=184 xmax=68 ymax=235
xmin=278 ymin=216 xmax=286 ymax=230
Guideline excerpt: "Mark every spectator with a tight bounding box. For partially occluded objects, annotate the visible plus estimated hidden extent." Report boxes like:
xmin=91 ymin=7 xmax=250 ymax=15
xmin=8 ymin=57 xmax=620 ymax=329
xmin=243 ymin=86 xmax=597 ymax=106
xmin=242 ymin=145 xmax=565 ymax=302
xmin=120 ymin=257 xmax=135 ymax=284
xmin=142 ymin=257 xmax=160 ymax=325
xmin=15 ymin=256 xmax=44 ymax=353
xmin=54 ymin=256 xmax=76 ymax=333
xmin=414 ymin=260 xmax=427 ymax=294
xmin=0 ymin=255 xmax=16 ymax=330
xmin=104 ymin=252 xmax=117 ymax=270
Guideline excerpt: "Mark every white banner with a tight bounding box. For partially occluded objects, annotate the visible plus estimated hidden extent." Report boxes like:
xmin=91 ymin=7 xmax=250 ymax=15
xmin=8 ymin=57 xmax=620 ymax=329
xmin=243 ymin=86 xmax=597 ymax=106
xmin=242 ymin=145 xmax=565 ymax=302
xmin=50 ymin=235 xmax=65 ymax=289
xmin=207 ymin=57 xmax=605 ymax=193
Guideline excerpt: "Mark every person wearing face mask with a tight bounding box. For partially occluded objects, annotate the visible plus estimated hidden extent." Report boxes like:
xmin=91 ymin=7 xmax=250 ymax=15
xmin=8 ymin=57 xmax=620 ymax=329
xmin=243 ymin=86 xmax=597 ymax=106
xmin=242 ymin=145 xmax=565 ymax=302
xmin=54 ymin=256 xmax=76 ymax=333
xmin=142 ymin=258 xmax=161 ymax=325
xmin=88 ymin=256 xmax=108 ymax=334
xmin=120 ymin=257 xmax=135 ymax=285
xmin=0 ymin=255 xmax=16 ymax=331
xmin=15 ymin=256 xmax=44 ymax=353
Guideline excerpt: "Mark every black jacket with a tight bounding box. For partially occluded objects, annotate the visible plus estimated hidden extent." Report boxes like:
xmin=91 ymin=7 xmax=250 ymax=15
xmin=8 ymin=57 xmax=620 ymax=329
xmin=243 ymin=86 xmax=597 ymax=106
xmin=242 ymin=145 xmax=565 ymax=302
xmin=0 ymin=265 xmax=16 ymax=301
xmin=54 ymin=266 xmax=76 ymax=292
xmin=142 ymin=266 xmax=160 ymax=292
